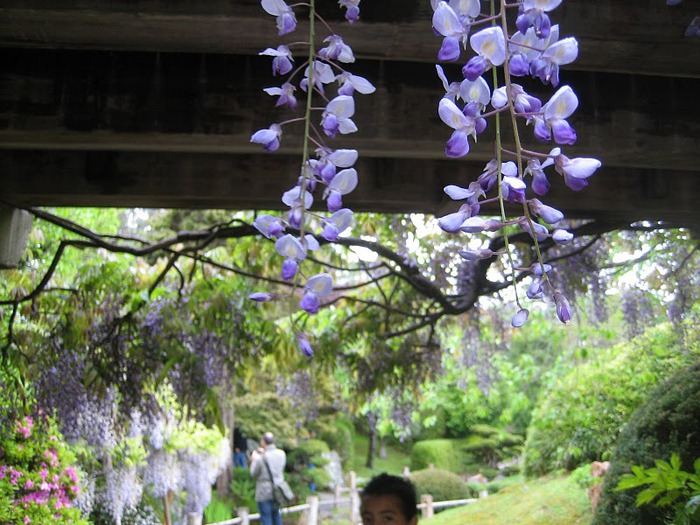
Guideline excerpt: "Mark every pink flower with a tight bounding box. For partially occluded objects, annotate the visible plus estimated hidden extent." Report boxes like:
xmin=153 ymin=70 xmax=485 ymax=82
xmin=23 ymin=516 xmax=31 ymax=524
xmin=24 ymin=479 xmax=34 ymax=489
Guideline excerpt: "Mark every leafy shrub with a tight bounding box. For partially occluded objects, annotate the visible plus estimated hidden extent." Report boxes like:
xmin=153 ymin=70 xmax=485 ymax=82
xmin=314 ymin=415 xmax=355 ymax=467
xmin=593 ymin=361 xmax=700 ymax=525
xmin=230 ymin=466 xmax=257 ymax=512
xmin=486 ymin=474 xmax=524 ymax=494
xmin=204 ymin=495 xmax=234 ymax=523
xmin=411 ymin=439 xmax=462 ymax=472
xmin=410 ymin=468 xmax=471 ymax=502
xmin=524 ymin=320 xmax=699 ymax=477
xmin=287 ymin=439 xmax=332 ymax=499
xmin=462 ymin=425 xmax=524 ymax=468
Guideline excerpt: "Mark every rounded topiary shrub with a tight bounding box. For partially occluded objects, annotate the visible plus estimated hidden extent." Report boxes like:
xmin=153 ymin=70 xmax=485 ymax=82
xmin=593 ymin=361 xmax=700 ymax=525
xmin=524 ymin=320 xmax=699 ymax=477
xmin=410 ymin=468 xmax=471 ymax=503
xmin=410 ymin=439 xmax=459 ymax=472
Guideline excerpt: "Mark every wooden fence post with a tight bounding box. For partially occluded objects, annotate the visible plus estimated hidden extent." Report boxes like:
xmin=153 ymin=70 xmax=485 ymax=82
xmin=237 ymin=507 xmax=250 ymax=525
xmin=334 ymin=483 xmax=342 ymax=511
xmin=187 ymin=513 xmax=202 ymax=525
xmin=420 ymin=495 xmax=434 ymax=519
xmin=350 ymin=471 xmax=360 ymax=525
xmin=306 ymin=495 xmax=319 ymax=525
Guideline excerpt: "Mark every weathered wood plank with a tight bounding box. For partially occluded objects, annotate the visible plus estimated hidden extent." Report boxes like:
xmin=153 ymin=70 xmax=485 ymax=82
xmin=2 ymin=150 xmax=698 ymax=226
xmin=1 ymin=0 xmax=699 ymax=77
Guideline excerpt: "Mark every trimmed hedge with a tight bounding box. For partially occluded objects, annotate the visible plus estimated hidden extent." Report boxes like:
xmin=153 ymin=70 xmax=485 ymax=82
xmin=593 ymin=361 xmax=700 ymax=525
xmin=410 ymin=439 xmax=465 ymax=473
xmin=524 ymin=320 xmax=699 ymax=477
xmin=410 ymin=468 xmax=472 ymax=502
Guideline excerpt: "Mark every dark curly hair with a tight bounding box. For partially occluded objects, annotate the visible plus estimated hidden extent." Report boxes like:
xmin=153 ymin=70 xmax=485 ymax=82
xmin=361 ymin=473 xmax=419 ymax=521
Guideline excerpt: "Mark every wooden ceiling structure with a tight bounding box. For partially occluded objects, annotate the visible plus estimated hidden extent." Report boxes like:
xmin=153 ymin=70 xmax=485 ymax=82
xmin=1 ymin=0 xmax=699 ymax=227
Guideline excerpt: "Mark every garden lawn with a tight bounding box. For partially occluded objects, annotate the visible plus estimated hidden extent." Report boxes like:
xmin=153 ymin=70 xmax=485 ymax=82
xmin=422 ymin=474 xmax=593 ymax=525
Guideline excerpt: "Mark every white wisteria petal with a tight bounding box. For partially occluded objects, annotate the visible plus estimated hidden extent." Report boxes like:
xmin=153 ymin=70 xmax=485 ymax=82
xmin=282 ymin=186 xmax=313 ymax=209
xmin=346 ymin=74 xmax=376 ymax=94
xmin=542 ymin=37 xmax=579 ymax=65
xmin=502 ymin=161 xmax=518 ymax=177
xmin=327 ymin=149 xmax=358 ymax=167
xmin=523 ymin=0 xmax=563 ymax=11
xmin=275 ymin=234 xmax=307 ymax=260
xmin=329 ymin=168 xmax=358 ymax=195
xmin=562 ymin=157 xmax=601 ymax=178
xmin=438 ymin=98 xmax=471 ymax=130
xmin=328 ymin=208 xmax=354 ymax=231
xmin=326 ymin=95 xmax=355 ymax=119
xmin=433 ymin=2 xmax=463 ymax=38
xmin=470 ymin=27 xmax=506 ymax=65
xmin=444 ymin=184 xmax=475 ymax=200
xmin=305 ymin=273 xmax=334 ymax=296
xmin=304 ymin=235 xmax=320 ymax=251
xmin=460 ymin=77 xmax=491 ymax=106
xmin=261 ymin=0 xmax=288 ymax=16
xmin=544 ymin=85 xmax=578 ymax=120
xmin=338 ymin=118 xmax=358 ymax=134
xmin=491 ymin=86 xmax=508 ymax=108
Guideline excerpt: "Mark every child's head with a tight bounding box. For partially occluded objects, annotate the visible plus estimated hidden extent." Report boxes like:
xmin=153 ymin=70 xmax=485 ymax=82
xmin=360 ymin=473 xmax=419 ymax=525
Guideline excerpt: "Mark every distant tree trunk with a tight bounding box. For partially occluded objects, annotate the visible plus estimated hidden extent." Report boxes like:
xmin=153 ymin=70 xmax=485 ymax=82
xmin=366 ymin=411 xmax=377 ymax=469
xmin=163 ymin=492 xmax=173 ymax=525
xmin=378 ymin=436 xmax=388 ymax=459
xmin=217 ymin=385 xmax=236 ymax=499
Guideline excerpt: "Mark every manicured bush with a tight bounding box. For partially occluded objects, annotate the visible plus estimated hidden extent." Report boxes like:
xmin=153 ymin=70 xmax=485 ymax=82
xmin=410 ymin=439 xmax=461 ymax=472
xmin=593 ymin=361 xmax=700 ymax=525
xmin=410 ymin=468 xmax=472 ymax=503
xmin=524 ymin=320 xmax=699 ymax=477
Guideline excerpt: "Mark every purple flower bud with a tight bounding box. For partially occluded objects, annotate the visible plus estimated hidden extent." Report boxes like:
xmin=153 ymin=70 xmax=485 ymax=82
xmin=438 ymin=210 xmax=469 ymax=233
xmin=250 ymin=124 xmax=282 ymax=152
xmin=533 ymin=117 xmax=551 ymax=142
xmin=345 ymin=5 xmax=360 ymax=23
xmin=249 ymin=292 xmax=277 ymax=302
xmin=462 ymin=55 xmax=487 ymax=81
xmin=552 ymin=229 xmax=573 ymax=244
xmin=281 ymin=258 xmax=298 ymax=280
xmin=527 ymin=278 xmax=544 ymax=299
xmin=458 ymin=248 xmax=500 ymax=261
xmin=531 ymin=170 xmax=550 ymax=195
xmin=529 ymin=198 xmax=564 ymax=224
xmin=460 ymin=217 xmax=502 ymax=233
xmin=530 ymin=262 xmax=552 ymax=275
xmin=295 ymin=331 xmax=314 ymax=357
xmin=438 ymin=36 xmax=461 ymax=62
xmin=445 ymin=130 xmax=471 ymax=158
xmin=509 ymin=55 xmax=530 ymax=76
xmin=501 ymin=176 xmax=527 ymax=203
xmin=299 ymin=292 xmax=320 ymax=314
xmin=511 ymin=308 xmax=530 ymax=327
xmin=554 ymin=292 xmax=572 ymax=324
xmin=551 ymin=119 xmax=577 ymax=145
xmin=322 ymin=113 xmax=340 ymax=138
xmin=326 ymin=191 xmax=343 ymax=212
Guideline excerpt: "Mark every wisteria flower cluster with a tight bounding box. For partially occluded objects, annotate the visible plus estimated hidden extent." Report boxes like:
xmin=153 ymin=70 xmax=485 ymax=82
xmin=0 ymin=413 xmax=88 ymax=525
xmin=250 ymin=0 xmax=374 ymax=356
xmin=432 ymin=0 xmax=602 ymax=326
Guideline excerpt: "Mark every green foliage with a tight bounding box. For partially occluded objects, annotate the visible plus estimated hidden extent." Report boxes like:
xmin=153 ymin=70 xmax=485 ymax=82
xmin=594 ymin=361 xmax=700 ymax=525
xmin=410 ymin=468 xmax=472 ymax=502
xmin=233 ymin=392 xmax=306 ymax=450
xmin=615 ymin=453 xmax=700 ymax=524
xmin=524 ymin=318 xmax=700 ymax=477
xmin=287 ymin=439 xmax=332 ymax=498
xmin=311 ymin=414 xmax=355 ymax=467
xmin=411 ymin=439 xmax=465 ymax=473
xmin=485 ymin=474 xmax=524 ymax=494
xmin=230 ymin=467 xmax=257 ymax=513
xmin=204 ymin=495 xmax=235 ymax=523
xmin=462 ymin=425 xmax=523 ymax=468
xmin=90 ymin=502 xmax=161 ymax=525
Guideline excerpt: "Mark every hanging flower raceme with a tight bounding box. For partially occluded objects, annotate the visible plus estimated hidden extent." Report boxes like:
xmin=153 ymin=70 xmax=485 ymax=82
xmin=249 ymin=0 xmax=374 ymax=355
xmin=431 ymin=0 xmax=601 ymax=326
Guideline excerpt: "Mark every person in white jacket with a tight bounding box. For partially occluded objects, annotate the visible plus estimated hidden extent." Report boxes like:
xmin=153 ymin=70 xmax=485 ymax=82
xmin=250 ymin=432 xmax=287 ymax=525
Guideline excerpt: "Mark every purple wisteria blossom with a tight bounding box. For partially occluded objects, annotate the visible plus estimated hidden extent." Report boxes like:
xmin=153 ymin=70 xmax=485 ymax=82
xmin=516 ymin=0 xmax=563 ymax=39
xmin=250 ymin=124 xmax=282 ymax=152
xmin=275 ymin=234 xmax=307 ymax=280
xmin=324 ymin=168 xmax=358 ymax=212
xmin=259 ymin=45 xmax=294 ymax=76
xmin=295 ymin=332 xmax=314 ymax=357
xmin=254 ymin=214 xmax=285 ymax=238
xmin=263 ymin=82 xmax=297 ymax=109
xmin=282 ymin=185 xmax=313 ymax=229
xmin=261 ymin=0 xmax=297 ymax=35
xmin=318 ymin=35 xmax=355 ymax=63
xmin=299 ymin=273 xmax=333 ymax=314
xmin=462 ymin=27 xmax=506 ymax=81
xmin=438 ymin=98 xmax=481 ymax=158
xmin=321 ymin=208 xmax=354 ymax=241
xmin=535 ymin=85 xmax=579 ymax=144
xmin=321 ymin=95 xmax=357 ymax=137
xmin=338 ymin=0 xmax=361 ymax=23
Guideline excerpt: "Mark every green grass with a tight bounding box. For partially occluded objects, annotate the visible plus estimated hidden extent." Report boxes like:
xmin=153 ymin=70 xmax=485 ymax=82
xmin=350 ymin=434 xmax=411 ymax=480
xmin=422 ymin=474 xmax=593 ymax=525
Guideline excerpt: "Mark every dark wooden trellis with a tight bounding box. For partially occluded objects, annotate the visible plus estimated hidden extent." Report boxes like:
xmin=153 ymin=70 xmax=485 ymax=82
xmin=1 ymin=0 xmax=699 ymax=227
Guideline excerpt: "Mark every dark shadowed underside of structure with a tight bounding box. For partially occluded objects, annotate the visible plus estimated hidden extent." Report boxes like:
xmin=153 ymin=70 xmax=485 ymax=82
xmin=1 ymin=0 xmax=699 ymax=228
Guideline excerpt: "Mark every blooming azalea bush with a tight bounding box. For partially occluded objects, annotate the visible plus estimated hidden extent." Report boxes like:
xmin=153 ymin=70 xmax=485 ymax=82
xmin=0 ymin=412 xmax=88 ymax=525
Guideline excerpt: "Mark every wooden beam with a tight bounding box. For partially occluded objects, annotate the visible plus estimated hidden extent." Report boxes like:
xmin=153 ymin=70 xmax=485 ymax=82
xmin=2 ymin=150 xmax=698 ymax=226
xmin=1 ymin=0 xmax=699 ymax=77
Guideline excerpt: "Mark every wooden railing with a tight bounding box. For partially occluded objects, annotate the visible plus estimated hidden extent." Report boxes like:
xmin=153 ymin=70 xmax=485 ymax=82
xmin=207 ymin=471 xmax=483 ymax=525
